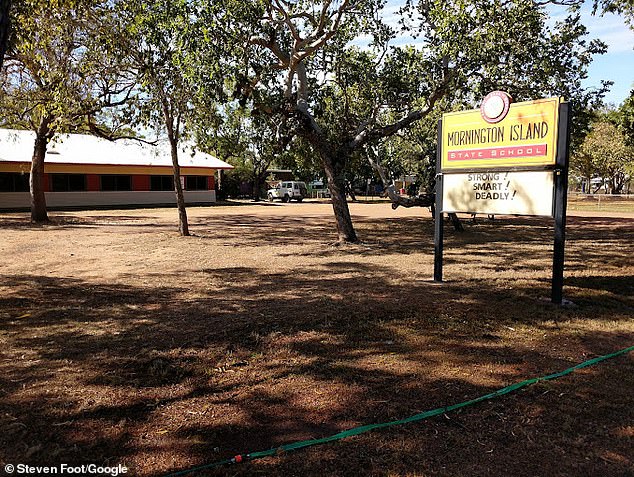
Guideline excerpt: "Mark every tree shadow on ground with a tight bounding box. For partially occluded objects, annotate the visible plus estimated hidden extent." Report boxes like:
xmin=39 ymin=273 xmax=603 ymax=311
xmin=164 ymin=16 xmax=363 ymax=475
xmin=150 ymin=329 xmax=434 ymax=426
xmin=1 ymin=213 xmax=633 ymax=476
xmin=1 ymin=263 xmax=633 ymax=475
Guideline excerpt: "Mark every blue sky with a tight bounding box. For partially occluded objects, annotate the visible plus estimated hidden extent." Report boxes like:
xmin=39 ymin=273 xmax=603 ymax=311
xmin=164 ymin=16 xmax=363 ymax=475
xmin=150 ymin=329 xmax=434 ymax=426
xmin=380 ymin=1 xmax=634 ymax=106
xmin=570 ymin=8 xmax=634 ymax=105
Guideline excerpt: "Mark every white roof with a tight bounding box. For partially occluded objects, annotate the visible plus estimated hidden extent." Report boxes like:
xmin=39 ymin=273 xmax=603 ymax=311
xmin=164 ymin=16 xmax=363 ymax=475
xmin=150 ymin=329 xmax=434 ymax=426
xmin=0 ymin=129 xmax=233 ymax=170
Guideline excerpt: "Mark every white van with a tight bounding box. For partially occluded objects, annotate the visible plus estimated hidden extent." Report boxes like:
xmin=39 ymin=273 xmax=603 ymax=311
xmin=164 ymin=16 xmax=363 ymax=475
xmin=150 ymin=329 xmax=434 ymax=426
xmin=267 ymin=181 xmax=307 ymax=202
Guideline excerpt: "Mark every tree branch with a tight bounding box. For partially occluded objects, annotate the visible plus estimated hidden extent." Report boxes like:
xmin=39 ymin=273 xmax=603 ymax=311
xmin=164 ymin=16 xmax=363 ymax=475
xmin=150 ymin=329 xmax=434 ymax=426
xmin=87 ymin=121 xmax=159 ymax=145
xmin=349 ymin=72 xmax=453 ymax=149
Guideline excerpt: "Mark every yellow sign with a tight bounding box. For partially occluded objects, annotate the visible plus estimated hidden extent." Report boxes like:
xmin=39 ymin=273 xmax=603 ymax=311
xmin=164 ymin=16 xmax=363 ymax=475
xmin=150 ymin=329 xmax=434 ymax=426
xmin=441 ymin=97 xmax=562 ymax=170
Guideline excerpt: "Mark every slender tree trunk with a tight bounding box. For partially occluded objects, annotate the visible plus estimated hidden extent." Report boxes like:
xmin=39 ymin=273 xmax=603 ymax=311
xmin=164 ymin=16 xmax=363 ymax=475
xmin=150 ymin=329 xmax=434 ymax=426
xmin=162 ymin=102 xmax=190 ymax=236
xmin=216 ymin=170 xmax=223 ymax=200
xmin=252 ymin=174 xmax=261 ymax=201
xmin=30 ymin=117 xmax=51 ymax=223
xmin=168 ymin=137 xmax=190 ymax=236
xmin=448 ymin=212 xmax=464 ymax=232
xmin=0 ymin=0 xmax=10 ymax=71
xmin=322 ymin=155 xmax=358 ymax=244
xmin=346 ymin=181 xmax=357 ymax=201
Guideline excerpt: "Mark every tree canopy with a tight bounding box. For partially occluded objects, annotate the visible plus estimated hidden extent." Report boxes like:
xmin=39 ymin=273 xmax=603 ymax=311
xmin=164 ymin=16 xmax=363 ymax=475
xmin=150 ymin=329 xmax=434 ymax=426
xmin=614 ymin=90 xmax=634 ymax=145
xmin=0 ymin=0 xmax=136 ymax=221
xmin=572 ymin=111 xmax=634 ymax=193
xmin=201 ymin=0 xmax=609 ymax=242
xmin=1 ymin=0 xmax=627 ymax=235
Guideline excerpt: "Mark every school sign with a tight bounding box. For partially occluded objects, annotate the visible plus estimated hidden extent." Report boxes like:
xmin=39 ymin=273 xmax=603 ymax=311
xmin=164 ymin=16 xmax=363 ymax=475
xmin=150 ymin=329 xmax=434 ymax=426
xmin=441 ymin=95 xmax=562 ymax=216
xmin=433 ymin=93 xmax=571 ymax=304
xmin=442 ymin=96 xmax=560 ymax=170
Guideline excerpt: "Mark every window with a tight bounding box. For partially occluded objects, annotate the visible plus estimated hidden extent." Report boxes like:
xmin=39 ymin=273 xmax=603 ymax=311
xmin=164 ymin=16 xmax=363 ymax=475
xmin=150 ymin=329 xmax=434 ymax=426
xmin=0 ymin=173 xmax=29 ymax=192
xmin=101 ymin=175 xmax=132 ymax=191
xmin=185 ymin=176 xmax=208 ymax=190
xmin=51 ymin=174 xmax=86 ymax=192
xmin=150 ymin=175 xmax=174 ymax=191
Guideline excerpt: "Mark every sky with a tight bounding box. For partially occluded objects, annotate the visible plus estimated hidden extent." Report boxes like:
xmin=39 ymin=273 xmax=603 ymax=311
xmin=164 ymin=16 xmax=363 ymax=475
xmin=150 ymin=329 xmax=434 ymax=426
xmin=380 ymin=1 xmax=634 ymax=106
xmin=564 ymin=7 xmax=634 ymax=105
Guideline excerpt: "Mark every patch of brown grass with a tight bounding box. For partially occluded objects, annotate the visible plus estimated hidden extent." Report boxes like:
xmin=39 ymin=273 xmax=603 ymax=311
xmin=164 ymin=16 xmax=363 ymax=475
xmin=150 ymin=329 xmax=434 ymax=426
xmin=0 ymin=203 xmax=633 ymax=476
xmin=568 ymin=194 xmax=634 ymax=213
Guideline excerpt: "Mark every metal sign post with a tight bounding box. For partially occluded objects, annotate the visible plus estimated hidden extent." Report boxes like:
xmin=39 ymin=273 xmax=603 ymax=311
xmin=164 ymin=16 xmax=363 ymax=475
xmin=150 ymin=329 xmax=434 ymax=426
xmin=434 ymin=119 xmax=444 ymax=282
xmin=551 ymin=102 xmax=571 ymax=304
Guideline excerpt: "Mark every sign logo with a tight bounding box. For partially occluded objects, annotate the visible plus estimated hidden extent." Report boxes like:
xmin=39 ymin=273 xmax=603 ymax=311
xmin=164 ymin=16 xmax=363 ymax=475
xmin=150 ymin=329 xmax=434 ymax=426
xmin=480 ymin=91 xmax=511 ymax=123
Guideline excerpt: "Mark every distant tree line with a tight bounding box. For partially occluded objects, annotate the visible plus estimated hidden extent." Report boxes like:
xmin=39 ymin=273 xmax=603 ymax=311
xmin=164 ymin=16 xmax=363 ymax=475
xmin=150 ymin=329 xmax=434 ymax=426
xmin=571 ymin=97 xmax=634 ymax=194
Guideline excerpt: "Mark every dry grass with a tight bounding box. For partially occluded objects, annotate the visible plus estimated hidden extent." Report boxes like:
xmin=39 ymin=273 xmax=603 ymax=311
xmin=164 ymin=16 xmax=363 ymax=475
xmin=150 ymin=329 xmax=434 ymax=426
xmin=568 ymin=194 xmax=634 ymax=213
xmin=0 ymin=202 xmax=633 ymax=477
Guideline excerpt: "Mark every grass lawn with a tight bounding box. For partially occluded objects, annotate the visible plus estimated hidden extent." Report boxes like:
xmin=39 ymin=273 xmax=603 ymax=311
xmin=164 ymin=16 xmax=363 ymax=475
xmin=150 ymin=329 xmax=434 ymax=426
xmin=568 ymin=194 xmax=634 ymax=213
xmin=0 ymin=202 xmax=633 ymax=476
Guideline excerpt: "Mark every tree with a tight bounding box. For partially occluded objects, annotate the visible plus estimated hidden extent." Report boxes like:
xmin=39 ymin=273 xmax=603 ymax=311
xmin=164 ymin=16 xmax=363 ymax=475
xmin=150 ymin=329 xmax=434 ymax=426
xmin=114 ymin=0 xmax=228 ymax=236
xmin=366 ymin=107 xmax=439 ymax=204
xmin=573 ymin=118 xmax=633 ymax=193
xmin=0 ymin=0 xmax=9 ymax=70
xmin=0 ymin=0 xmax=136 ymax=222
xmin=210 ymin=0 xmax=607 ymax=243
xmin=247 ymin=116 xmax=295 ymax=200
xmin=614 ymin=90 xmax=634 ymax=145
xmin=197 ymin=104 xmax=293 ymax=201
xmin=116 ymin=0 xmax=191 ymax=235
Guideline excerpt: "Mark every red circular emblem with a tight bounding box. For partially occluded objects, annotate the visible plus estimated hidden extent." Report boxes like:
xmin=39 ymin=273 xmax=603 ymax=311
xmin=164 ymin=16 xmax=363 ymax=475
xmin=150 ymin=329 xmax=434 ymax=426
xmin=480 ymin=91 xmax=512 ymax=123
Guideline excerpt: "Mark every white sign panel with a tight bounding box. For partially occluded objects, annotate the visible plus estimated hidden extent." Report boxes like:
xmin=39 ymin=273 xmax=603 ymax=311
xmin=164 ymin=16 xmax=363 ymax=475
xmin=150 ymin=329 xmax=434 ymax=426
xmin=443 ymin=171 xmax=554 ymax=217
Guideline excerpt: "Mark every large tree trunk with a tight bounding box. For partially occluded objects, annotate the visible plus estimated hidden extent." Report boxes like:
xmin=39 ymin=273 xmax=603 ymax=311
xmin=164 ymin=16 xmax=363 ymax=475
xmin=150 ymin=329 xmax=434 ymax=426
xmin=293 ymin=91 xmax=357 ymax=242
xmin=168 ymin=138 xmax=190 ymax=236
xmin=322 ymin=155 xmax=358 ymax=244
xmin=0 ymin=0 xmax=10 ymax=71
xmin=30 ymin=117 xmax=51 ymax=223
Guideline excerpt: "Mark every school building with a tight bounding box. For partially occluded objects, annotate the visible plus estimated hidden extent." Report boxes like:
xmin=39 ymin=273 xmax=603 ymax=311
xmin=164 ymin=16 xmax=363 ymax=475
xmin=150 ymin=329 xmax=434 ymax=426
xmin=0 ymin=129 xmax=233 ymax=210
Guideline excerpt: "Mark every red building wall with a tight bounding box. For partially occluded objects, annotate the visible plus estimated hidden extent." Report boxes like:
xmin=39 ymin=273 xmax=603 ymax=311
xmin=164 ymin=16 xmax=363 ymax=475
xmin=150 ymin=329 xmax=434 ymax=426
xmin=39 ymin=172 xmax=214 ymax=192
xmin=86 ymin=174 xmax=100 ymax=191
xmin=132 ymin=175 xmax=150 ymax=191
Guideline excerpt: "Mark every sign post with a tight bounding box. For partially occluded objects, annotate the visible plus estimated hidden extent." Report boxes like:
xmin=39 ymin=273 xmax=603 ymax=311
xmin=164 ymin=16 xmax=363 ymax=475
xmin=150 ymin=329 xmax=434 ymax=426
xmin=434 ymin=93 xmax=570 ymax=304
xmin=434 ymin=119 xmax=444 ymax=282
xmin=552 ymin=102 xmax=570 ymax=304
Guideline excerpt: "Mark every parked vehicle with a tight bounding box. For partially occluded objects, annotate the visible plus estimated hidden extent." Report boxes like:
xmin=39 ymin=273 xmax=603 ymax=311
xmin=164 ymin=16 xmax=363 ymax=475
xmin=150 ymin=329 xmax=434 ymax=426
xmin=308 ymin=180 xmax=331 ymax=198
xmin=267 ymin=181 xmax=307 ymax=202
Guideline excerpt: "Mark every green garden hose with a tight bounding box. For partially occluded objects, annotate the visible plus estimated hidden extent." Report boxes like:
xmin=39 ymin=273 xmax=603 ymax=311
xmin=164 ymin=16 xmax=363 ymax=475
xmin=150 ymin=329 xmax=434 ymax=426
xmin=164 ymin=344 xmax=634 ymax=477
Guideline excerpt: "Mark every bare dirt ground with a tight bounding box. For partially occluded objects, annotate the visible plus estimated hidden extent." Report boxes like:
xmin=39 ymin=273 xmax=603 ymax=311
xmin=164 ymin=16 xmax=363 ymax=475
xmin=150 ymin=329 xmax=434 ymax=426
xmin=0 ymin=201 xmax=633 ymax=477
